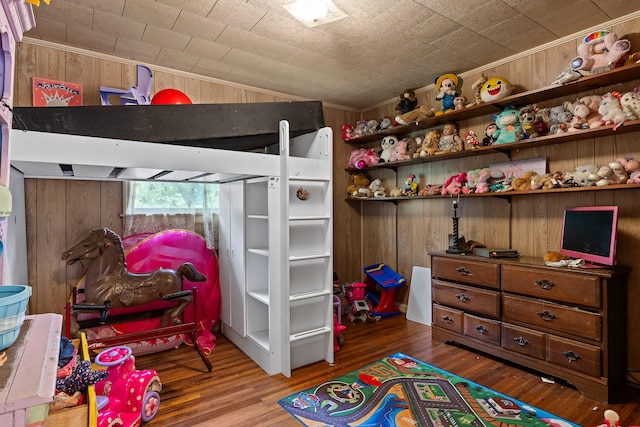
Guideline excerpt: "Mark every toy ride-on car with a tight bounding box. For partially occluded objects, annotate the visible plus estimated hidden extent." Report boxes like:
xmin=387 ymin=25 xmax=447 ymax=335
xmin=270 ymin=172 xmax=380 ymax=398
xmin=93 ymin=346 xmax=162 ymax=426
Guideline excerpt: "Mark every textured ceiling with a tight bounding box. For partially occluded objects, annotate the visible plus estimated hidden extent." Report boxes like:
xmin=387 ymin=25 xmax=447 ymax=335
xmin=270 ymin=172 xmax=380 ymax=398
xmin=25 ymin=0 xmax=638 ymax=110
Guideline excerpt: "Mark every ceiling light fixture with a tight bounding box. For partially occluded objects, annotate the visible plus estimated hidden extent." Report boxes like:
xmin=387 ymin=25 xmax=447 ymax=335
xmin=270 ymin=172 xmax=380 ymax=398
xmin=280 ymin=0 xmax=347 ymax=28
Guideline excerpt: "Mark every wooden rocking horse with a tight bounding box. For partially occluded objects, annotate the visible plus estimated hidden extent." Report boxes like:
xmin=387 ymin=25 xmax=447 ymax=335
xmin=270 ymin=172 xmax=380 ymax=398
xmin=61 ymin=227 xmax=212 ymax=371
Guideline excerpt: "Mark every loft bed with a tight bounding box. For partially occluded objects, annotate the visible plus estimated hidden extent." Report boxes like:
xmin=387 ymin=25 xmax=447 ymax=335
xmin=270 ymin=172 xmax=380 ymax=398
xmin=9 ymin=101 xmax=325 ymax=182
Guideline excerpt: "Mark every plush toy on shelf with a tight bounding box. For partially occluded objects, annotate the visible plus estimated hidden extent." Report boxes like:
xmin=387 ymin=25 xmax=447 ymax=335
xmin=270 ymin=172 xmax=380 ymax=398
xmin=492 ymin=106 xmax=523 ymax=144
xmin=395 ymin=89 xmax=418 ymax=115
xmin=353 ymin=119 xmax=367 ymax=138
xmin=435 ymin=73 xmax=462 ymax=114
xmin=438 ymin=123 xmax=465 ymax=152
xmin=570 ymin=30 xmax=630 ymax=74
xmin=566 ymin=97 xmax=602 ymax=131
xmin=413 ymin=129 xmax=441 ymax=158
xmin=388 ymin=139 xmax=412 ymax=162
xmin=341 ymin=123 xmax=354 ymax=141
xmin=482 ymin=123 xmax=498 ymax=146
xmin=548 ymin=104 xmax=574 ymax=134
xmin=395 ymin=105 xmax=436 ymax=125
xmin=518 ymin=104 xmax=537 ymax=138
xmin=620 ymin=89 xmax=640 ymax=120
xmin=378 ymin=135 xmax=398 ymax=162
xmin=348 ymin=148 xmax=380 ymax=169
xmin=511 ymin=171 xmax=538 ymax=191
xmin=347 ymin=173 xmax=371 ymax=198
xmin=441 ymin=172 xmax=469 ymax=195
xmin=480 ymin=76 xmax=513 ymax=103
xmin=369 ymin=178 xmax=387 ymax=198
xmin=465 ymin=73 xmax=488 ymax=107
xmin=598 ymin=92 xmax=627 ymax=128
xmin=376 ymin=116 xmax=393 ymax=131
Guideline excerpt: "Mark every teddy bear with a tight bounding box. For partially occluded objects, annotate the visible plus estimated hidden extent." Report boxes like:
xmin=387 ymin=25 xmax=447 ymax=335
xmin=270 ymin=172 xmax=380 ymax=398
xmin=511 ymin=171 xmax=538 ymax=191
xmin=395 ymin=89 xmax=418 ymax=115
xmin=435 ymin=73 xmax=461 ymax=114
xmin=570 ymin=30 xmax=630 ymax=74
xmin=341 ymin=123 xmax=354 ymax=140
xmin=347 ymin=173 xmax=371 ymax=198
xmin=453 ymin=96 xmax=466 ymax=111
xmin=413 ymin=129 xmax=440 ymax=158
xmin=395 ymin=105 xmax=436 ymax=126
xmin=620 ymin=90 xmax=640 ymax=120
xmin=438 ymin=123 xmax=464 ymax=152
xmin=378 ymin=135 xmax=398 ymax=162
xmin=348 ymin=148 xmax=380 ymax=169
xmin=598 ymin=92 xmax=626 ymax=127
xmin=369 ymin=178 xmax=386 ymax=198
xmin=441 ymin=171 xmax=469 ymax=195
xmin=388 ymin=139 xmax=411 ymax=162
xmin=492 ymin=106 xmax=523 ymax=144
xmin=548 ymin=104 xmax=573 ymax=134
xmin=479 ymin=76 xmax=513 ymax=103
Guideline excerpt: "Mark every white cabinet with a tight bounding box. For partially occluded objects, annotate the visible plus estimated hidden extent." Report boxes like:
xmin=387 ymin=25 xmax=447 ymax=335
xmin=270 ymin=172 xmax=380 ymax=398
xmin=219 ymin=180 xmax=246 ymax=337
xmin=221 ymin=122 xmax=333 ymax=377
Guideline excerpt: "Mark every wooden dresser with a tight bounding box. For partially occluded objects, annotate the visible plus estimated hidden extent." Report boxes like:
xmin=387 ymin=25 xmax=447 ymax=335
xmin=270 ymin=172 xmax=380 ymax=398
xmin=429 ymin=252 xmax=628 ymax=403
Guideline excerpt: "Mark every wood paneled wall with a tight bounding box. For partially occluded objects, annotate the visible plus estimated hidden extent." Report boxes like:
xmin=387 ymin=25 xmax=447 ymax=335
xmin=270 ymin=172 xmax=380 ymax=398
xmin=13 ymin=14 xmax=640 ymax=373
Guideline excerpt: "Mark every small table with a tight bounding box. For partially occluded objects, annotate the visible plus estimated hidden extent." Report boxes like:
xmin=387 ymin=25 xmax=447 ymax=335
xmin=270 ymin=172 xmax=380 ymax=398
xmin=363 ymin=264 xmax=406 ymax=317
xmin=0 ymin=313 xmax=62 ymax=427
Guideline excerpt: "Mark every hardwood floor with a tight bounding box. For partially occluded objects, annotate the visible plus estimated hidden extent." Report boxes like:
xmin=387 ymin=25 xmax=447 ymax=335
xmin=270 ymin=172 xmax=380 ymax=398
xmin=133 ymin=315 xmax=640 ymax=426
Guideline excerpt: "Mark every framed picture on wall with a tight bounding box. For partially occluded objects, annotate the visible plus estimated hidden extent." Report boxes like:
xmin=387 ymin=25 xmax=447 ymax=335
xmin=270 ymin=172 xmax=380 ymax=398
xmin=32 ymin=77 xmax=83 ymax=107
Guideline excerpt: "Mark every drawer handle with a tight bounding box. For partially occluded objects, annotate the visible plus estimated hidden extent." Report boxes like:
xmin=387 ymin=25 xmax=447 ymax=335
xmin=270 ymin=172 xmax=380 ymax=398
xmin=562 ymin=350 xmax=582 ymax=363
xmin=535 ymin=279 xmax=555 ymax=290
xmin=536 ymin=310 xmax=557 ymax=321
xmin=442 ymin=315 xmax=454 ymax=324
xmin=455 ymin=292 xmax=470 ymax=302
xmin=475 ymin=325 xmax=488 ymax=335
xmin=514 ymin=336 xmax=529 ymax=346
xmin=456 ymin=266 xmax=471 ymax=276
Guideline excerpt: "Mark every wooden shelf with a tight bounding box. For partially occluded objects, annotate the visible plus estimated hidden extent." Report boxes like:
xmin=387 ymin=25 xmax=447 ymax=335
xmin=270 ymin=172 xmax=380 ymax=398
xmin=344 ymin=62 xmax=640 ymax=146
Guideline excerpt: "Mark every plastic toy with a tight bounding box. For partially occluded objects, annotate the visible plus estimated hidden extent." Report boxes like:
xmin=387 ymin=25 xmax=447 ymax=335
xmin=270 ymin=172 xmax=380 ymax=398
xmin=94 ymin=345 xmax=162 ymax=426
xmin=151 ymin=88 xmax=192 ymax=105
xmin=332 ymin=295 xmax=346 ymax=351
xmin=343 ymin=282 xmax=371 ymax=323
xmin=363 ymin=264 xmax=406 ymax=317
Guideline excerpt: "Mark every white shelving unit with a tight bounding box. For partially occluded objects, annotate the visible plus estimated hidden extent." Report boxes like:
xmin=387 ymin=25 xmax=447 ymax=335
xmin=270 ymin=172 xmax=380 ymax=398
xmin=220 ymin=122 xmax=333 ymax=377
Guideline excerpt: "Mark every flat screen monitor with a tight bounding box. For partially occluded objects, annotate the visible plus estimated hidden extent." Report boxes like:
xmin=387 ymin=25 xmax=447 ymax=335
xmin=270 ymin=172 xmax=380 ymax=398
xmin=560 ymin=205 xmax=618 ymax=267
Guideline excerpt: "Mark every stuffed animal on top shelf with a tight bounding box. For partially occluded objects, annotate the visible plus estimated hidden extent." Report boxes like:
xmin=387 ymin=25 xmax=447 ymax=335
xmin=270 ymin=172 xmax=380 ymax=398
xmin=480 ymin=76 xmax=513 ymax=103
xmin=465 ymin=73 xmax=488 ymax=107
xmin=570 ymin=30 xmax=631 ymax=74
xmin=395 ymin=105 xmax=436 ymax=125
xmin=435 ymin=73 xmax=461 ymax=115
xmin=341 ymin=123 xmax=354 ymax=140
xmin=492 ymin=106 xmax=523 ymax=144
xmin=395 ymin=89 xmax=418 ymax=115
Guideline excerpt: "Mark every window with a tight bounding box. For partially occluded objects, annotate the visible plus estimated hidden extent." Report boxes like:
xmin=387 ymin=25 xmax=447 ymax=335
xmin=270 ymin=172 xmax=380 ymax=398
xmin=124 ymin=181 xmax=219 ymax=215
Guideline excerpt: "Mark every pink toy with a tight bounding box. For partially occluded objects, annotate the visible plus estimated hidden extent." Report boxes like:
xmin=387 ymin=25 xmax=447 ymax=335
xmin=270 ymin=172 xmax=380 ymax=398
xmin=570 ymin=30 xmax=630 ymax=74
xmin=348 ymin=147 xmax=380 ymax=169
xmin=441 ymin=172 xmax=469 ymax=195
xmin=94 ymin=345 xmax=162 ymax=426
xmin=341 ymin=123 xmax=354 ymax=140
xmin=389 ymin=139 xmax=411 ymax=162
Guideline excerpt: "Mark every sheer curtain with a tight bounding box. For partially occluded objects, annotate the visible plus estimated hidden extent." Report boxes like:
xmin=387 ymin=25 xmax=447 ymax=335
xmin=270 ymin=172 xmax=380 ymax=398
xmin=123 ymin=182 xmax=218 ymax=249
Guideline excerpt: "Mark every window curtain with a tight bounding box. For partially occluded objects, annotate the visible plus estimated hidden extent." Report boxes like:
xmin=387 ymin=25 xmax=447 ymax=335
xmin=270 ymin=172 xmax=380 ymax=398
xmin=123 ymin=184 xmax=218 ymax=250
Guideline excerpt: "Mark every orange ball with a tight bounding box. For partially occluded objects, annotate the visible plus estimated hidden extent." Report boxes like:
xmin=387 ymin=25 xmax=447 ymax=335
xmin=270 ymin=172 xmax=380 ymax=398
xmin=151 ymin=89 xmax=192 ymax=105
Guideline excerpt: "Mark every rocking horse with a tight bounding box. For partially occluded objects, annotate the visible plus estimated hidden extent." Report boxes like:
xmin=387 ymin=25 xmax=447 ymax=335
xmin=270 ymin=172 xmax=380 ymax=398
xmin=61 ymin=227 xmax=212 ymax=371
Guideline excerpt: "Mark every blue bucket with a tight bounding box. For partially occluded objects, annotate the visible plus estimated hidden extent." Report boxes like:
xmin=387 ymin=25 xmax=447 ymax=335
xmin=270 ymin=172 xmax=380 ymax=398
xmin=0 ymin=285 xmax=32 ymax=350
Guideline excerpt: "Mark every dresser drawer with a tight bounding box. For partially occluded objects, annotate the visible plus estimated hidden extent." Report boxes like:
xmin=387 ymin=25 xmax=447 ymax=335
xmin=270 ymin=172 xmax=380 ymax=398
xmin=432 ymin=256 xmax=500 ymax=289
xmin=432 ymin=280 xmax=500 ymax=318
xmin=502 ymin=323 xmax=546 ymax=360
xmin=548 ymin=335 xmax=601 ymax=377
xmin=433 ymin=304 xmax=463 ymax=333
xmin=502 ymin=294 xmax=601 ymax=342
xmin=464 ymin=314 xmax=500 ymax=345
xmin=502 ymin=265 xmax=600 ymax=308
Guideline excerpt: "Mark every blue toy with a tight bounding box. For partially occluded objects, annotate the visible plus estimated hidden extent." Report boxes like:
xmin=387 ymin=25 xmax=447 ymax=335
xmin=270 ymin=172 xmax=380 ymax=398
xmin=492 ymin=106 xmax=523 ymax=144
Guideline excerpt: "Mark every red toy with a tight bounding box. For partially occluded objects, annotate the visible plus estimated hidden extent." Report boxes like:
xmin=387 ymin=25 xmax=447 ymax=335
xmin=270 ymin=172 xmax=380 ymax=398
xmin=333 ymin=295 xmax=346 ymax=351
xmin=363 ymin=264 xmax=406 ymax=317
xmin=151 ymin=88 xmax=192 ymax=105
xmin=93 ymin=345 xmax=162 ymax=426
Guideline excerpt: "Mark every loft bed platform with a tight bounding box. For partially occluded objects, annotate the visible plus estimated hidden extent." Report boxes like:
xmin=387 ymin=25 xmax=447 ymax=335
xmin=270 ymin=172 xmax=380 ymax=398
xmin=9 ymin=101 xmax=326 ymax=182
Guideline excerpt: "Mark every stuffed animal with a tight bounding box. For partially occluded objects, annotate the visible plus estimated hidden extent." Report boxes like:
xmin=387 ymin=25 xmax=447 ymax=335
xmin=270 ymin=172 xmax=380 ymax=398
xmin=533 ymin=106 xmax=551 ymax=136
xmin=379 ymin=135 xmax=398 ymax=162
xmin=544 ymin=251 xmax=569 ymax=263
xmin=466 ymin=167 xmax=491 ymax=193
xmin=628 ymin=170 xmax=640 ymax=184
xmin=590 ymin=160 xmax=628 ymax=186
xmin=570 ymin=30 xmax=631 ymax=74
xmin=598 ymin=92 xmax=626 ymax=127
xmin=530 ymin=173 xmax=557 ymax=190
xmin=492 ymin=106 xmax=523 ymax=144
xmin=364 ymin=120 xmax=378 ymax=135
xmin=466 ymin=130 xmax=480 ymax=149
xmin=401 ymin=136 xmax=420 ymax=158
xmin=572 ymin=164 xmax=599 ymax=186
xmin=620 ymin=90 xmax=640 ymax=120
xmin=395 ymin=89 xmax=418 ymax=115
xmin=618 ymin=157 xmax=640 ymax=175
xmin=548 ymin=104 xmax=573 ymax=134
xmin=482 ymin=123 xmax=498 ymax=146
xmin=341 ymin=123 xmax=354 ymax=140
xmin=518 ymin=104 xmax=538 ymax=138
xmin=566 ymin=98 xmax=602 ymax=131
xmin=395 ymin=105 xmax=436 ymax=125
xmin=348 ymin=148 xmax=380 ymax=169
xmin=389 ymin=187 xmax=403 ymax=197
xmin=511 ymin=171 xmax=538 ymax=191
xmin=402 ymin=173 xmax=418 ymax=196
xmin=465 ymin=73 xmax=488 ymax=107
xmin=353 ymin=119 xmax=367 ymax=138
xmin=453 ymin=96 xmax=466 ymax=110
xmin=438 ymin=123 xmax=464 ymax=152
xmin=441 ymin=172 xmax=469 ymax=195
xmin=435 ymin=73 xmax=461 ymax=114
xmin=479 ymin=76 xmax=513 ymax=103
xmin=376 ymin=116 xmax=392 ymax=131
xmin=413 ymin=129 xmax=440 ymax=158
xmin=347 ymin=173 xmax=371 ymax=198
xmin=549 ymin=68 xmax=583 ymax=86
xmin=388 ymin=139 xmax=411 ymax=162
xmin=369 ymin=178 xmax=386 ymax=198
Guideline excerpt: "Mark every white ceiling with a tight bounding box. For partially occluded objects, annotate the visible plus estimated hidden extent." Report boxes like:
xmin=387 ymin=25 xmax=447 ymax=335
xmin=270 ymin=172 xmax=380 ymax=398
xmin=25 ymin=0 xmax=639 ymax=110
